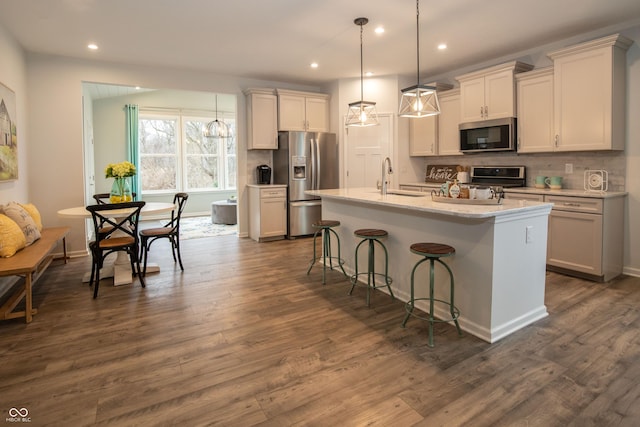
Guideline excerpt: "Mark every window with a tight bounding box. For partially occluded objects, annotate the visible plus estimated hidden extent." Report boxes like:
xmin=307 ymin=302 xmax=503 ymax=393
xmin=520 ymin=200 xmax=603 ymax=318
xmin=138 ymin=111 xmax=236 ymax=193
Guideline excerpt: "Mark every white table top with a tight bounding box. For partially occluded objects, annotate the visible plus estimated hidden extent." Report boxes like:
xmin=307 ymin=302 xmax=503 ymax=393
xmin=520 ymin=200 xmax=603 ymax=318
xmin=57 ymin=202 xmax=176 ymax=219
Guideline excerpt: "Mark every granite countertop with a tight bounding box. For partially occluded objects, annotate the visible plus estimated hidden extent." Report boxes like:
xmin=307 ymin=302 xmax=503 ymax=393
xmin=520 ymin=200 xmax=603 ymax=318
xmin=401 ymin=182 xmax=626 ymax=199
xmin=306 ymin=187 xmax=552 ymax=220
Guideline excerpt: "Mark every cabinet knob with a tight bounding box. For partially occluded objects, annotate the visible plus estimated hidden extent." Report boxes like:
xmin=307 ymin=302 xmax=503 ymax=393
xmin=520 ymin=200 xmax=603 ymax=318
xmin=480 ymin=106 xmax=484 ymax=117
xmin=484 ymin=105 xmax=488 ymax=117
xmin=554 ymin=135 xmax=559 ymax=147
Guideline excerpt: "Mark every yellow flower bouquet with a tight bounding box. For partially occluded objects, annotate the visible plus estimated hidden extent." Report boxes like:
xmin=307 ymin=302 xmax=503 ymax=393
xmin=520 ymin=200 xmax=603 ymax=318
xmin=105 ymin=161 xmax=136 ymax=202
xmin=105 ymin=161 xmax=136 ymax=178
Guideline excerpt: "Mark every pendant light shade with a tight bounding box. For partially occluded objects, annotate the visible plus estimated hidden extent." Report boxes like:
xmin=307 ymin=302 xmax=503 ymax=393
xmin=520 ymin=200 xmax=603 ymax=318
xmin=203 ymin=94 xmax=232 ymax=139
xmin=399 ymin=0 xmax=441 ymax=118
xmin=345 ymin=17 xmax=379 ymax=127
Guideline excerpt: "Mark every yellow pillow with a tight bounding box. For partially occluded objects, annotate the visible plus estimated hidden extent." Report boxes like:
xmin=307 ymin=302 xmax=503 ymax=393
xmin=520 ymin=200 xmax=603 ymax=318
xmin=0 ymin=214 xmax=27 ymax=257
xmin=19 ymin=203 xmax=43 ymax=231
xmin=2 ymin=202 xmax=41 ymax=246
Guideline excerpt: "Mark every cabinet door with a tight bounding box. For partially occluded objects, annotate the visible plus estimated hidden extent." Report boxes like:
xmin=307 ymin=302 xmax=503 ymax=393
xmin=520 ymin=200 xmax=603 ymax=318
xmin=409 ymin=116 xmax=437 ymax=156
xmin=437 ymin=91 xmax=462 ymax=155
xmin=484 ymin=69 xmax=515 ymax=119
xmin=305 ymin=96 xmax=329 ymax=132
xmin=547 ymin=210 xmax=603 ymax=276
xmin=516 ymin=70 xmax=555 ymax=153
xmin=459 ymin=77 xmax=485 ymax=122
xmin=260 ymin=198 xmax=287 ymax=237
xmin=278 ymin=94 xmax=307 ymax=131
xmin=247 ymin=92 xmax=278 ymax=149
xmin=553 ymin=47 xmax=612 ymax=151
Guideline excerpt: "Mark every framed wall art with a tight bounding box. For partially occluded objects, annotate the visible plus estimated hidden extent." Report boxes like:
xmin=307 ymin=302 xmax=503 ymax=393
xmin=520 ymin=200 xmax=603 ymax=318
xmin=0 ymin=81 xmax=18 ymax=181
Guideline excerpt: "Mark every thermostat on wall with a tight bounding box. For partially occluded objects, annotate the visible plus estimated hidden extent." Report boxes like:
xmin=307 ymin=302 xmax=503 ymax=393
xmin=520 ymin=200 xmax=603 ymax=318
xmin=584 ymin=170 xmax=608 ymax=192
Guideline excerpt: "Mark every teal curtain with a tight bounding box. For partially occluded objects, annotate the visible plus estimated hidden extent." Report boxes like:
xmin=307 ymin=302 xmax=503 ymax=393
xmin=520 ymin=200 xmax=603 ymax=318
xmin=125 ymin=104 xmax=140 ymax=199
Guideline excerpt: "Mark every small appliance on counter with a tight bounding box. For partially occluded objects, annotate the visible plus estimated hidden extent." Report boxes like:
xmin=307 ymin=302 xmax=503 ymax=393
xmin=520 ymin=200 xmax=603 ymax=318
xmin=256 ymin=164 xmax=271 ymax=185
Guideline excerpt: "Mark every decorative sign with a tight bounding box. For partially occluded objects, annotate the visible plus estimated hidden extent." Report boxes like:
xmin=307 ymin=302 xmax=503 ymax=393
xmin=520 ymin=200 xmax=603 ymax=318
xmin=425 ymin=165 xmax=467 ymax=183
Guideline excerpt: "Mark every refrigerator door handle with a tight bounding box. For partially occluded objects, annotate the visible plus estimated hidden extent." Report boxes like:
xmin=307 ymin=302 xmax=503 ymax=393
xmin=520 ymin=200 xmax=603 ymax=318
xmin=290 ymin=200 xmax=322 ymax=208
xmin=314 ymin=138 xmax=321 ymax=190
xmin=310 ymin=138 xmax=316 ymax=190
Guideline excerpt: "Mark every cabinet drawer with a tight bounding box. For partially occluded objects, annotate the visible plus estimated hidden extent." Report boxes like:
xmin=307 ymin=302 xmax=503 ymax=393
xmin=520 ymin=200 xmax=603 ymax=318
xmin=504 ymin=192 xmax=544 ymax=202
xmin=545 ymin=195 xmax=603 ymax=214
xmin=260 ymin=188 xmax=286 ymax=199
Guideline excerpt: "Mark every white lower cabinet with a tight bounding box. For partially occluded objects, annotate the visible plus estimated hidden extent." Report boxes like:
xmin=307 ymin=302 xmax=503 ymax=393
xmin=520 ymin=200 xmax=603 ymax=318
xmin=248 ymin=186 xmax=287 ymax=242
xmin=505 ymin=191 xmax=624 ymax=281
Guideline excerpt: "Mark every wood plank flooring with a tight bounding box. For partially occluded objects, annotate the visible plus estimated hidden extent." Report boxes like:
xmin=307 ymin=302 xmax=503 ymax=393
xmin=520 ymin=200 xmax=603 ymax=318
xmin=1 ymin=235 xmax=639 ymax=426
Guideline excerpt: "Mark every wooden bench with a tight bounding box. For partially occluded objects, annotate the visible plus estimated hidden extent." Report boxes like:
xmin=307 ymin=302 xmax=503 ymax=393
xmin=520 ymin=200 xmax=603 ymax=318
xmin=0 ymin=226 xmax=70 ymax=323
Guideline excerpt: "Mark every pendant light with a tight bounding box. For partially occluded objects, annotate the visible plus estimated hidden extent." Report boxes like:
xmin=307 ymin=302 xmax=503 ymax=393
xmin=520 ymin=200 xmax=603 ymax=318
xmin=203 ymin=94 xmax=232 ymax=139
xmin=345 ymin=17 xmax=379 ymax=127
xmin=398 ymin=0 xmax=440 ymax=118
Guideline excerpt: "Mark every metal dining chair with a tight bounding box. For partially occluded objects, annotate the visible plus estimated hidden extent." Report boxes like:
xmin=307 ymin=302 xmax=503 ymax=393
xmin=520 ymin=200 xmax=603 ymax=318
xmin=139 ymin=193 xmax=189 ymax=275
xmin=86 ymin=201 xmax=146 ymax=298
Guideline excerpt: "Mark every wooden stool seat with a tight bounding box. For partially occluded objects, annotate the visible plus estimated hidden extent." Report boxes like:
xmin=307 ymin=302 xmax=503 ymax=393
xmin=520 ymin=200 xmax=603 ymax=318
xmin=410 ymin=242 xmax=455 ymax=257
xmin=402 ymin=242 xmax=462 ymax=347
xmin=350 ymin=229 xmax=394 ymax=307
xmin=313 ymin=220 xmax=341 ymax=228
xmin=354 ymin=228 xmax=388 ymax=239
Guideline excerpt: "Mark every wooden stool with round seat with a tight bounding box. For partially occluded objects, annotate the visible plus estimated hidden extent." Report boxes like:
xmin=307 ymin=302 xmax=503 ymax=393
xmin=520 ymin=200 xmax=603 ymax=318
xmin=306 ymin=220 xmax=347 ymax=284
xmin=349 ymin=228 xmax=394 ymax=306
xmin=401 ymin=242 xmax=462 ymax=347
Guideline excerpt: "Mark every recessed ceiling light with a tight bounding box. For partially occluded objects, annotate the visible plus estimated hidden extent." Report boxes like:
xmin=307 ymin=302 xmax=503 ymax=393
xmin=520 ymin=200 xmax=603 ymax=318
xmin=310 ymin=62 xmax=319 ymax=69
xmin=87 ymin=43 xmax=98 ymax=50
xmin=438 ymin=43 xmax=447 ymax=50
xmin=375 ymin=26 xmax=385 ymax=34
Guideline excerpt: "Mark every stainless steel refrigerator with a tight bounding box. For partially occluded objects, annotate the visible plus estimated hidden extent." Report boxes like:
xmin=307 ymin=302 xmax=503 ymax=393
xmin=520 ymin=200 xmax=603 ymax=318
xmin=273 ymin=131 xmax=339 ymax=238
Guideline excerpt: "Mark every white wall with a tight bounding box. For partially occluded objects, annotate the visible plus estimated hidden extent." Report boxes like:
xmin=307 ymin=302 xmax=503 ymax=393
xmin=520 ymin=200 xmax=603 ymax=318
xmin=24 ymin=53 xmax=323 ymax=255
xmin=0 ymin=25 xmax=28 ymax=202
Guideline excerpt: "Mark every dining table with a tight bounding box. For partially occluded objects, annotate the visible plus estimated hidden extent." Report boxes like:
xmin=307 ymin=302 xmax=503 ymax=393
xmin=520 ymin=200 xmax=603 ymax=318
xmin=57 ymin=202 xmax=176 ymax=286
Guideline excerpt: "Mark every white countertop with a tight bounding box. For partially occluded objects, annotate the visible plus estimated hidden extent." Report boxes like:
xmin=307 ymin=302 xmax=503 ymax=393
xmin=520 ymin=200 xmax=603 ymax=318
xmin=504 ymin=187 xmax=626 ymax=198
xmin=307 ymin=187 xmax=552 ymax=219
xmin=246 ymin=184 xmax=287 ymax=188
xmin=401 ymin=182 xmax=626 ymax=199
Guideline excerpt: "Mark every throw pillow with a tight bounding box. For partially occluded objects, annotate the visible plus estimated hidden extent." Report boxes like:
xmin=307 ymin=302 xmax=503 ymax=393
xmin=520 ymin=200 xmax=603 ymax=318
xmin=0 ymin=214 xmax=27 ymax=257
xmin=2 ymin=202 xmax=41 ymax=246
xmin=19 ymin=203 xmax=43 ymax=231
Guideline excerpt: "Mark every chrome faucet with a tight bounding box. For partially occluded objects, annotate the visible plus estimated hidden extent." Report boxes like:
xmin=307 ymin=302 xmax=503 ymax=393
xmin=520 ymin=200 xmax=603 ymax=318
xmin=381 ymin=157 xmax=393 ymax=195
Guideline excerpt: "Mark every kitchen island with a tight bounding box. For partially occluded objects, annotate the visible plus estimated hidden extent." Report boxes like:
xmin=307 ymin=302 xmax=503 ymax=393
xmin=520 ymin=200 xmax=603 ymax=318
xmin=306 ymin=188 xmax=553 ymax=343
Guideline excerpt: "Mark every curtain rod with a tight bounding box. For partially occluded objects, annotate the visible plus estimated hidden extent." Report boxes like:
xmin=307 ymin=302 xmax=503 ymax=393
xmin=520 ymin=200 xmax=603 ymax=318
xmin=134 ymin=106 xmax=235 ymax=115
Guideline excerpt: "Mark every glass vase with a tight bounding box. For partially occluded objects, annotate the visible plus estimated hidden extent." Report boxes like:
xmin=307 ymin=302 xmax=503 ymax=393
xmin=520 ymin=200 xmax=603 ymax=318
xmin=110 ymin=177 xmax=132 ymax=203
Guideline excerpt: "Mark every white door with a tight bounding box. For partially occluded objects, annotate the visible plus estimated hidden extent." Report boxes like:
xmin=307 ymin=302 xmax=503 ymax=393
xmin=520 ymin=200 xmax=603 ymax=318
xmin=344 ymin=113 xmax=393 ymax=189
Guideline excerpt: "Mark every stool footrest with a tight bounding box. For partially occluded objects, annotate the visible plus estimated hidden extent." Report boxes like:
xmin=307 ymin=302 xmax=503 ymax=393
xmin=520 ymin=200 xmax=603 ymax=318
xmin=403 ymin=298 xmax=461 ymax=323
xmin=350 ymin=273 xmax=392 ymax=288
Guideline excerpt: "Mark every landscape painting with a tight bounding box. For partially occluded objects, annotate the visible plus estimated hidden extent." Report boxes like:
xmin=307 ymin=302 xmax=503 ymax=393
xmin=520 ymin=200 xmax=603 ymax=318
xmin=0 ymin=81 xmax=18 ymax=181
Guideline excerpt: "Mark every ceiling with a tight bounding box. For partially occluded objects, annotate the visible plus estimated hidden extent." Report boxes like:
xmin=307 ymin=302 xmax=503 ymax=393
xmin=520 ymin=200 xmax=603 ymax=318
xmin=1 ymin=0 xmax=640 ymax=86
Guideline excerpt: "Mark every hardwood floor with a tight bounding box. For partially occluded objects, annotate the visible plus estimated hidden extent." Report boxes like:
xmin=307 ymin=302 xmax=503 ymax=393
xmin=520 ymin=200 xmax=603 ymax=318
xmin=1 ymin=235 xmax=639 ymax=426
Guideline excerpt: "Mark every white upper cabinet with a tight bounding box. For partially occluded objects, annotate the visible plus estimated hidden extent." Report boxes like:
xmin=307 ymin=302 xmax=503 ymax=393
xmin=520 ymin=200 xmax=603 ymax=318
xmin=437 ymin=89 xmax=462 ymax=156
xmin=277 ymin=89 xmax=329 ymax=132
xmin=408 ymin=84 xmax=457 ymax=157
xmin=245 ymin=88 xmax=278 ymax=150
xmin=516 ymin=68 xmax=555 ymax=153
xmin=547 ymin=33 xmax=631 ymax=151
xmin=456 ymin=61 xmax=533 ymax=123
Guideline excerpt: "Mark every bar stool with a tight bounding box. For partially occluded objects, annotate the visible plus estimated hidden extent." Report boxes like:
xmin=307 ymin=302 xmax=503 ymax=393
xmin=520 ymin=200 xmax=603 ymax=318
xmin=401 ymin=242 xmax=462 ymax=347
xmin=349 ymin=229 xmax=394 ymax=306
xmin=306 ymin=220 xmax=347 ymax=284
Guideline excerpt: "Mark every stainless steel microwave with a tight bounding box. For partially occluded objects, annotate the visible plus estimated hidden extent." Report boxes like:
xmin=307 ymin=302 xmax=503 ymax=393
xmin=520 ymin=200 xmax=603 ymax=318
xmin=459 ymin=117 xmax=516 ymax=153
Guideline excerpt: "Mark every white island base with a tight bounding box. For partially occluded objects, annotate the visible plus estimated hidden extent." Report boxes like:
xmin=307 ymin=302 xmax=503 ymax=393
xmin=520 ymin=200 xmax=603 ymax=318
xmin=309 ymin=189 xmax=553 ymax=343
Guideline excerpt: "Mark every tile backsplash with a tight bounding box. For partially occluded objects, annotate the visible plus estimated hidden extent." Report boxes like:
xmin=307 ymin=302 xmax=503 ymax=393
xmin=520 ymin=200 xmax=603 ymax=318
xmin=428 ymin=151 xmax=626 ymax=192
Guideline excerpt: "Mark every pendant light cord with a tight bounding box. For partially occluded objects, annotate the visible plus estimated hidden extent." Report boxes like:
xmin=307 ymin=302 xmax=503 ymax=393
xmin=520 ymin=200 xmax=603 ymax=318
xmin=359 ymin=20 xmax=364 ymax=102
xmin=415 ymin=0 xmax=420 ymax=85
